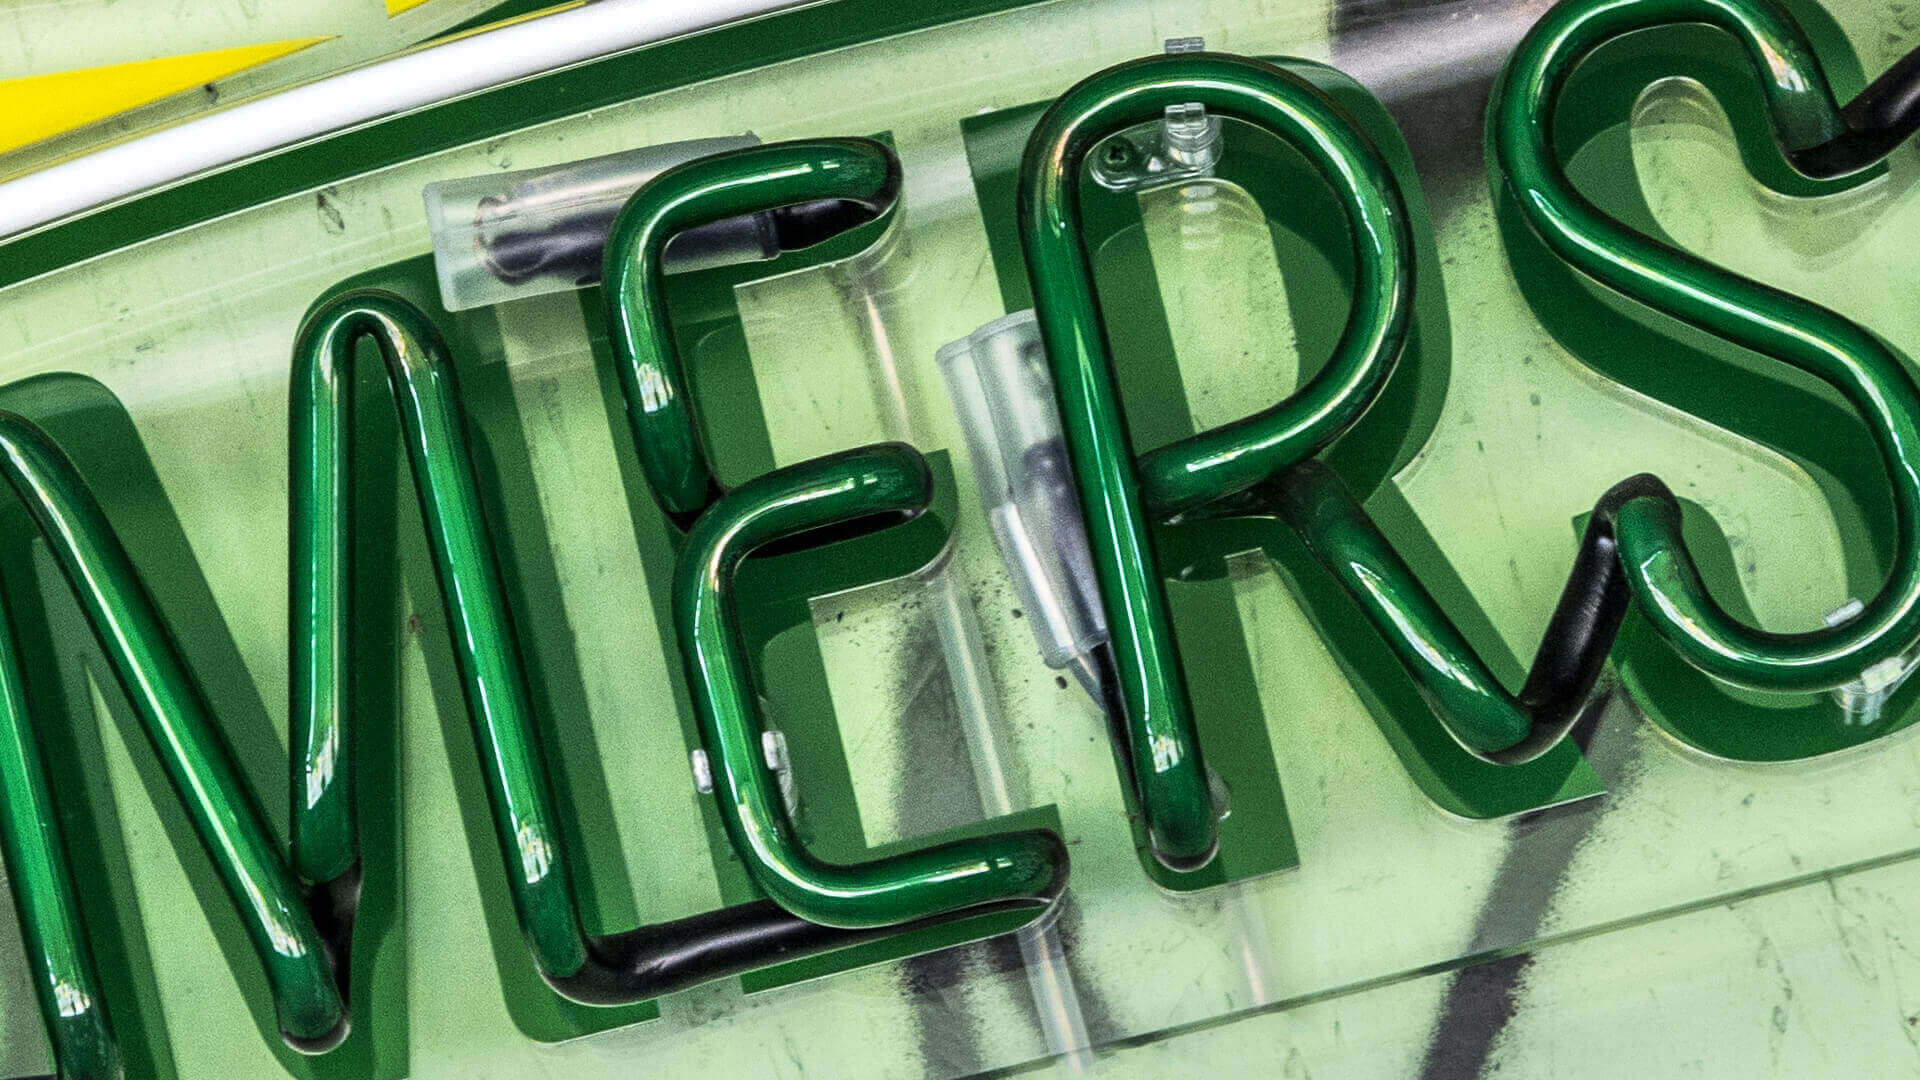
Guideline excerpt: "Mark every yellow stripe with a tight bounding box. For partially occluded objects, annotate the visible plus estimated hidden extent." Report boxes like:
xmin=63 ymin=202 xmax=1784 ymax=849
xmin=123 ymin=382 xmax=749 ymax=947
xmin=426 ymin=1 xmax=586 ymax=40
xmin=387 ymin=0 xmax=434 ymax=14
xmin=0 ymin=37 xmax=330 ymax=156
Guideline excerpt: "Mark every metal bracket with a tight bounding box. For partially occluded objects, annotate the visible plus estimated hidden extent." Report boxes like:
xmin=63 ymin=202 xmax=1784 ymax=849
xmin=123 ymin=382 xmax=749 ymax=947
xmin=1089 ymin=37 xmax=1225 ymax=191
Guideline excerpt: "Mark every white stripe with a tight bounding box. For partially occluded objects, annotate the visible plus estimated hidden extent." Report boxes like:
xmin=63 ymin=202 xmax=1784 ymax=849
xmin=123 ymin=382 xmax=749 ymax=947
xmin=0 ymin=0 xmax=809 ymax=244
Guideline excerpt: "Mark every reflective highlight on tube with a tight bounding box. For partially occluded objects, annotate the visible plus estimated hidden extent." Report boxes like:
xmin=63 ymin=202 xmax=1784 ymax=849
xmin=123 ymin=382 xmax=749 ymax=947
xmin=672 ymin=444 xmax=1067 ymax=929
xmin=1489 ymin=0 xmax=1920 ymax=694
xmin=1014 ymin=52 xmax=1417 ymax=866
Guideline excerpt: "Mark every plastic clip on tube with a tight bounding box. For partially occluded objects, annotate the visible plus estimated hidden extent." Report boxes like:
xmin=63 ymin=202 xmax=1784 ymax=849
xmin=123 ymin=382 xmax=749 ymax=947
xmin=601 ymin=137 xmax=1069 ymax=929
xmin=424 ymin=135 xmax=766 ymax=311
xmin=1015 ymin=52 xmax=1417 ymax=870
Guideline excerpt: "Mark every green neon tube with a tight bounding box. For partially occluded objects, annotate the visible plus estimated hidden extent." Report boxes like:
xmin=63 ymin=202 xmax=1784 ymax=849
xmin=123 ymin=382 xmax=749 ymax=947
xmin=672 ymin=442 xmax=1066 ymax=928
xmin=291 ymin=290 xmax=593 ymax=979
xmin=1489 ymin=0 xmax=1920 ymax=692
xmin=0 ymin=565 xmax=121 ymax=1080
xmin=1014 ymin=52 xmax=1416 ymax=865
xmin=601 ymin=137 xmax=899 ymax=528
xmin=604 ymin=138 xmax=1069 ymax=924
xmin=0 ymin=409 xmax=347 ymax=1069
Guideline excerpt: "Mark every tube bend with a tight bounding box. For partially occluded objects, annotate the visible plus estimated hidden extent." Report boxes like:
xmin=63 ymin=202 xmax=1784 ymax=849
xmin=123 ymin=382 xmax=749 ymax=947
xmin=297 ymin=286 xmax=1068 ymax=1021
xmin=1014 ymin=52 xmax=1417 ymax=866
xmin=605 ymin=140 xmax=1068 ymax=921
xmin=672 ymin=443 xmax=1068 ymax=930
xmin=297 ymin=289 xmax=1011 ymax=1012
xmin=544 ymin=895 xmax=1047 ymax=1004
xmin=1489 ymin=0 xmax=1920 ymax=693
xmin=1199 ymin=462 xmax=1666 ymax=761
xmin=0 ymin=407 xmax=347 ymax=1070
xmin=601 ymin=137 xmax=901 ymax=529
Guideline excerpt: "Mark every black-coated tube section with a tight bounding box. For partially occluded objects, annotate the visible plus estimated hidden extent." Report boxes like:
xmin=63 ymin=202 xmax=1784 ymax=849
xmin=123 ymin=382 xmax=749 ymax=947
xmin=1797 ymin=46 xmax=1920 ymax=178
xmin=1202 ymin=461 xmax=1669 ymax=762
xmin=545 ymin=897 xmax=1044 ymax=1005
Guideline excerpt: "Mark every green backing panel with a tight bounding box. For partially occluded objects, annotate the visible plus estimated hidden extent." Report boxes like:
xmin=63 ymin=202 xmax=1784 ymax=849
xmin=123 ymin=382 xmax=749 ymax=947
xmin=959 ymin=99 xmax=1299 ymax=888
xmin=1507 ymin=12 xmax=1920 ymax=761
xmin=0 ymin=373 xmax=409 ymax=1080
xmin=957 ymin=65 xmax=1602 ymax=843
xmin=12 ymin=0 xmax=1920 ymax=1073
xmin=329 ymin=244 xmax=1065 ymax=1042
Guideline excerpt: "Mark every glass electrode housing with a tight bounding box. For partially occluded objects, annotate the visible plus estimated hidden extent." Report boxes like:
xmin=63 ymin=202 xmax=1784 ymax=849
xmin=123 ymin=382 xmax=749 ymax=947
xmin=425 ymin=134 xmax=880 ymax=312
xmin=937 ymin=310 xmax=1110 ymax=698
